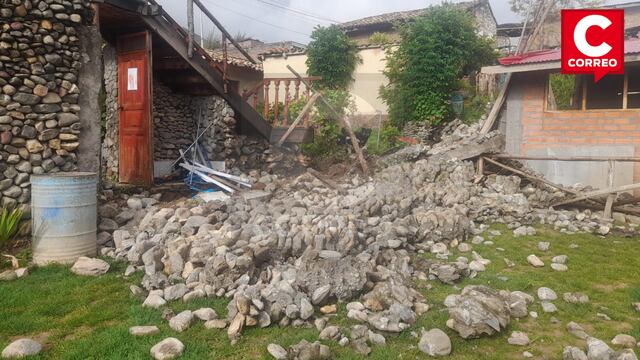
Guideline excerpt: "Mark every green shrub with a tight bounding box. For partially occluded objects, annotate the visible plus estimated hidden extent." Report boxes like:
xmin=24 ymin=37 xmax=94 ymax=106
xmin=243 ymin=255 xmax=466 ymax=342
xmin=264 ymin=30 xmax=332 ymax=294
xmin=380 ymin=4 xmax=496 ymax=127
xmin=366 ymin=125 xmax=402 ymax=156
xmin=0 ymin=206 xmax=24 ymax=250
xmin=306 ymin=25 xmax=360 ymax=90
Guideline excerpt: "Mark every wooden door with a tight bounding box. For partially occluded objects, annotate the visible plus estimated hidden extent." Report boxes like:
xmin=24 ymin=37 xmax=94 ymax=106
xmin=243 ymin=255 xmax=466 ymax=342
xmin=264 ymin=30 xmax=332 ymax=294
xmin=117 ymin=31 xmax=153 ymax=185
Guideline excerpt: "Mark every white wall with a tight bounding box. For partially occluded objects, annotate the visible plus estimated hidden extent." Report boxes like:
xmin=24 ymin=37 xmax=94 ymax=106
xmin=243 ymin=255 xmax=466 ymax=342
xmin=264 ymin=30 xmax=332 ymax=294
xmin=262 ymin=46 xmax=390 ymax=119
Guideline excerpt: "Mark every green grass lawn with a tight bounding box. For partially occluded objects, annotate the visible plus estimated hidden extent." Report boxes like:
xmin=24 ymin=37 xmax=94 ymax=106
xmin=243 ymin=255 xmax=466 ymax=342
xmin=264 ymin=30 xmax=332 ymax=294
xmin=1 ymin=225 xmax=639 ymax=359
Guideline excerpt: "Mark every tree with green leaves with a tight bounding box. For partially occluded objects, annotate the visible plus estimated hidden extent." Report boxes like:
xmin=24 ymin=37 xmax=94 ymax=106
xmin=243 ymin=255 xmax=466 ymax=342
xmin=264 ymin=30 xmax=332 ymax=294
xmin=380 ymin=5 xmax=496 ymax=126
xmin=306 ymin=25 xmax=360 ymax=90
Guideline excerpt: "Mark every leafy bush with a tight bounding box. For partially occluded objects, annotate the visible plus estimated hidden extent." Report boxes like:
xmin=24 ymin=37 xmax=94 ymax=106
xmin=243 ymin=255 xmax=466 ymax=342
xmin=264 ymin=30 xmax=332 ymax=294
xmin=306 ymin=25 xmax=360 ymax=90
xmin=0 ymin=207 xmax=24 ymax=250
xmin=380 ymin=4 xmax=496 ymax=127
xmin=369 ymin=32 xmax=392 ymax=46
xmin=301 ymin=89 xmax=355 ymax=161
xmin=366 ymin=125 xmax=402 ymax=156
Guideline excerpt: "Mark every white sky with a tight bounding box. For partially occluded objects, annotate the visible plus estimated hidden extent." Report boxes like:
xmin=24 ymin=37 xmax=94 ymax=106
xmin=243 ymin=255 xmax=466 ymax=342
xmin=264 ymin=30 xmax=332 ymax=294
xmin=157 ymin=0 xmax=640 ymax=44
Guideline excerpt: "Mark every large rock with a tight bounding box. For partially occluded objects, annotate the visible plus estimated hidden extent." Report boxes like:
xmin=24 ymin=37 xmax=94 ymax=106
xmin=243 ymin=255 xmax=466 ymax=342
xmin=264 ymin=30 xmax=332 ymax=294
xmin=418 ymin=328 xmax=452 ymax=356
xmin=150 ymin=338 xmax=184 ymax=360
xmin=444 ymin=285 xmax=511 ymax=339
xmin=169 ymin=310 xmax=193 ymax=332
xmin=1 ymin=339 xmax=42 ymax=358
xmin=267 ymin=344 xmax=288 ymax=360
xmin=587 ymin=337 xmax=614 ymax=360
xmin=70 ymin=257 xmax=110 ymax=276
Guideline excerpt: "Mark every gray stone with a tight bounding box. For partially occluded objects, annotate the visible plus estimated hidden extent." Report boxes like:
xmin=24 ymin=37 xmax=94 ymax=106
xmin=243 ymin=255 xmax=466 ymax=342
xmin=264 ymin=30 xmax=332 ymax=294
xmin=1 ymin=339 xmax=42 ymax=358
xmin=164 ymin=283 xmax=188 ymax=302
xmin=445 ymin=286 xmax=511 ymax=339
xmin=537 ymin=287 xmax=558 ymax=301
xmin=143 ymin=294 xmax=166 ymax=309
xmin=193 ymin=308 xmax=218 ymax=321
xmin=508 ymin=331 xmax=530 ymax=346
xmin=150 ymin=338 xmax=184 ymax=360
xmin=563 ymin=346 xmax=588 ymax=360
xmin=70 ymin=257 xmax=110 ymax=276
xmin=611 ymin=334 xmax=637 ymax=348
xmin=129 ymin=326 xmax=160 ymax=336
xmin=267 ymin=344 xmax=288 ymax=360
xmin=419 ymin=328 xmax=452 ymax=356
xmin=527 ymin=254 xmax=544 ymax=267
xmin=169 ymin=310 xmax=193 ymax=332
xmin=587 ymin=337 xmax=614 ymax=360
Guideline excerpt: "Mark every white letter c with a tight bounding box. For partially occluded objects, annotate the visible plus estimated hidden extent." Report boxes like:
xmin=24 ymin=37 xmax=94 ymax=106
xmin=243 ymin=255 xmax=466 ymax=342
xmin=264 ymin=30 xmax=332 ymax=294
xmin=574 ymin=15 xmax=613 ymax=57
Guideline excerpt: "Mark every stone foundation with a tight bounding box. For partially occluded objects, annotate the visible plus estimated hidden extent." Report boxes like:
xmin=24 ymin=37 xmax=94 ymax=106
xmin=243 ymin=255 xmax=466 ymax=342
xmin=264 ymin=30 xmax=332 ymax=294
xmin=0 ymin=0 xmax=92 ymax=208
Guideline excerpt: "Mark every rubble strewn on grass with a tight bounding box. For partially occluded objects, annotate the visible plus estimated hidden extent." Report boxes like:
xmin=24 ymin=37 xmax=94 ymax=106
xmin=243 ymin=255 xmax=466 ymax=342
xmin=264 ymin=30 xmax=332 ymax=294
xmin=97 ymin=122 xmax=634 ymax=348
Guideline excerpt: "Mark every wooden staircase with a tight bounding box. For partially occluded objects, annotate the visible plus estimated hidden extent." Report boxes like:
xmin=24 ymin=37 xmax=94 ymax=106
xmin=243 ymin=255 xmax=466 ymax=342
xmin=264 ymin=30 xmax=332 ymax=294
xmin=131 ymin=0 xmax=273 ymax=139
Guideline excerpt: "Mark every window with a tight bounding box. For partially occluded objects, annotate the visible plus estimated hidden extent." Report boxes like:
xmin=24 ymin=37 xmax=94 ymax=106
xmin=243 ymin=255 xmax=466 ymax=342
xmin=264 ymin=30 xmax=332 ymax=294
xmin=547 ymin=74 xmax=583 ymax=110
xmin=546 ymin=68 xmax=640 ymax=111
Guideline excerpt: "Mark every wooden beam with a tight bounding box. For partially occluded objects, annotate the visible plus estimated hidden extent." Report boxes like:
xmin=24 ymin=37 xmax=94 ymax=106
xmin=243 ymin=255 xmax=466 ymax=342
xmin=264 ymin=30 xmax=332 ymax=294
xmin=286 ymin=65 xmax=369 ymax=175
xmin=187 ymin=0 xmax=194 ymax=58
xmin=277 ymin=93 xmax=320 ymax=146
xmin=482 ymin=156 xmax=578 ymax=195
xmin=491 ymin=154 xmax=640 ymax=162
xmin=553 ymin=182 xmax=640 ymax=207
xmin=307 ymin=168 xmax=345 ymax=194
xmin=192 ymin=0 xmax=257 ymax=64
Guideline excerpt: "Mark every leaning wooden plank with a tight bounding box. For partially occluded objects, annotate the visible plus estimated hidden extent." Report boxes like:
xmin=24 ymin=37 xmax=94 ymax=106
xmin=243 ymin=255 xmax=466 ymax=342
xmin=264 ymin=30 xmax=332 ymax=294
xmin=286 ymin=65 xmax=369 ymax=175
xmin=179 ymin=163 xmax=235 ymax=193
xmin=307 ymin=168 xmax=345 ymax=194
xmin=482 ymin=157 xmax=578 ymax=195
xmin=553 ymin=182 xmax=640 ymax=207
xmin=277 ymin=93 xmax=321 ymax=146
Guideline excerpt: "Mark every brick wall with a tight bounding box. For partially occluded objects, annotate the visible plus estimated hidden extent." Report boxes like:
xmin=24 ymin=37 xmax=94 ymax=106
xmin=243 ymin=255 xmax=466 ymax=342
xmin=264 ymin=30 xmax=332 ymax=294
xmin=511 ymin=72 xmax=640 ymax=186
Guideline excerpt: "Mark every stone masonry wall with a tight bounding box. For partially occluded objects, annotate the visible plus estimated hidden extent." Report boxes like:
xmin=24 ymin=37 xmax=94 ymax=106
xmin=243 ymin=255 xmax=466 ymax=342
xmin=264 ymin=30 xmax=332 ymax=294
xmin=102 ymin=72 xmax=240 ymax=177
xmin=153 ymin=80 xmax=196 ymax=160
xmin=101 ymin=44 xmax=117 ymax=180
xmin=0 ymin=0 xmax=91 ymax=208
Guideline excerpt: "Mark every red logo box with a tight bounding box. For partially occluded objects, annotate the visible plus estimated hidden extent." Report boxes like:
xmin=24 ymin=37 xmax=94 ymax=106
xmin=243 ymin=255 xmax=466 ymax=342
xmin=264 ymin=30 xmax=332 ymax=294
xmin=561 ymin=9 xmax=625 ymax=82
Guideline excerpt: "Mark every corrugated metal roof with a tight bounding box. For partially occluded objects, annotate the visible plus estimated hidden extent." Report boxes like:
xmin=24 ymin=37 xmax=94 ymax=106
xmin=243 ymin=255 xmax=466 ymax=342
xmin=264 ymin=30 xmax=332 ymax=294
xmin=498 ymin=38 xmax=640 ymax=66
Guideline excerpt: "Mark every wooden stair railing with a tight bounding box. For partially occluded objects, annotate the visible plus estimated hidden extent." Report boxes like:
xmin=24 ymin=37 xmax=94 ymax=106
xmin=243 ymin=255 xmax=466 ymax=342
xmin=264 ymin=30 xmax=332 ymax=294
xmin=242 ymin=77 xmax=321 ymax=127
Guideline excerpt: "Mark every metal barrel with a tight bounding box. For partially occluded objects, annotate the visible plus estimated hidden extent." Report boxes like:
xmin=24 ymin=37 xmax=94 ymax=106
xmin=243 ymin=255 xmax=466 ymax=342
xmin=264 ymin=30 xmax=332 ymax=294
xmin=31 ymin=172 xmax=98 ymax=265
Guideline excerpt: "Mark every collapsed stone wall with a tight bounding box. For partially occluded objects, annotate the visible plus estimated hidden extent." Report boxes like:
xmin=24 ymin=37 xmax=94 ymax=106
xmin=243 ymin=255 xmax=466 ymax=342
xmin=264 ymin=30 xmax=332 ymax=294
xmin=0 ymin=0 xmax=92 ymax=208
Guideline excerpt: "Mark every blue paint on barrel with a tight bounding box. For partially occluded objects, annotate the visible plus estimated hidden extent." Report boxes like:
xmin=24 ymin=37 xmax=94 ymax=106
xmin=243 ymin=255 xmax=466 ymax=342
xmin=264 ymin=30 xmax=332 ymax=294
xmin=31 ymin=172 xmax=98 ymax=265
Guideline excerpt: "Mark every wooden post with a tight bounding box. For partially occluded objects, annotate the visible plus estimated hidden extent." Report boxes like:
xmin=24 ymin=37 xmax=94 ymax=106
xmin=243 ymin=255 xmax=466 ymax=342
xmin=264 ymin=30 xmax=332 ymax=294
xmin=187 ymin=0 xmax=194 ymax=58
xmin=283 ymin=80 xmax=291 ymax=126
xmin=274 ymin=80 xmax=280 ymax=125
xmin=604 ymin=160 xmax=617 ymax=219
xmin=192 ymin=0 xmax=258 ymax=64
xmin=286 ymin=65 xmax=369 ymax=175
xmin=263 ymin=81 xmax=270 ymax=119
xmin=277 ymin=93 xmax=320 ymax=146
xmin=477 ymin=157 xmax=484 ymax=176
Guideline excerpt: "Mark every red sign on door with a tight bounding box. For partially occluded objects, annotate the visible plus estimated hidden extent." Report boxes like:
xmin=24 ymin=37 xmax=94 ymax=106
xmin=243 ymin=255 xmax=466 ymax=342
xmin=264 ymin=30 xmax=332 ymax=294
xmin=561 ymin=9 xmax=625 ymax=82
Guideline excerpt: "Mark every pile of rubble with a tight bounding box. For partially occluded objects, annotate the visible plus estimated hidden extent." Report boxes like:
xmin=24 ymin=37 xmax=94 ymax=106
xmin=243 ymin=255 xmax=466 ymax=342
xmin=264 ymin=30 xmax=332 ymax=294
xmin=96 ymin=123 xmax=630 ymax=355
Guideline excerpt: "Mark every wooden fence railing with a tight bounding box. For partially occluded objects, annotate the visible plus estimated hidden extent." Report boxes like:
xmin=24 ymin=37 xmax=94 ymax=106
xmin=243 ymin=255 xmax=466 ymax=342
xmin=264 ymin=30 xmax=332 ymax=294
xmin=242 ymin=77 xmax=321 ymax=127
